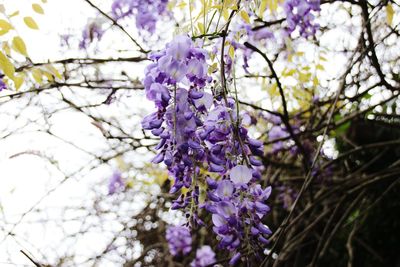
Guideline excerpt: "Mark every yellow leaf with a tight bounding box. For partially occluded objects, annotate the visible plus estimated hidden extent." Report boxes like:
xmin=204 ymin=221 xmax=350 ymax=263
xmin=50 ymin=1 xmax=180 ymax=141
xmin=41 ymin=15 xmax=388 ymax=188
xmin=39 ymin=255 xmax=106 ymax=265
xmin=176 ymin=1 xmax=187 ymax=9
xmin=45 ymin=65 xmax=62 ymax=79
xmin=12 ymin=73 xmax=25 ymax=90
xmin=386 ymin=4 xmax=394 ymax=26
xmin=41 ymin=0 xmax=47 ymax=3
xmin=258 ymin=0 xmax=267 ymax=17
xmin=197 ymin=22 xmax=205 ymax=34
xmin=228 ymin=45 xmax=235 ymax=59
xmin=0 ymin=19 xmax=12 ymax=36
xmin=313 ymin=76 xmax=319 ymax=87
xmin=299 ymin=72 xmax=310 ymax=82
xmin=2 ymin=42 xmax=11 ymax=55
xmin=269 ymin=0 xmax=278 ymax=12
xmin=319 ymin=55 xmax=327 ymax=61
xmin=9 ymin=11 xmax=19 ymax=17
xmin=42 ymin=70 xmax=54 ymax=82
xmin=268 ymin=82 xmax=278 ymax=97
xmin=240 ymin=10 xmax=250 ymax=24
xmin=32 ymin=3 xmax=44 ymax=14
xmin=283 ymin=69 xmax=295 ymax=77
xmin=12 ymin=36 xmax=28 ymax=57
xmin=32 ymin=68 xmax=43 ymax=84
xmin=316 ymin=64 xmax=324 ymax=70
xmin=208 ymin=62 xmax=218 ymax=74
xmin=222 ymin=8 xmax=229 ymax=20
xmin=0 ymin=51 xmax=15 ymax=78
xmin=23 ymin=17 xmax=39 ymax=30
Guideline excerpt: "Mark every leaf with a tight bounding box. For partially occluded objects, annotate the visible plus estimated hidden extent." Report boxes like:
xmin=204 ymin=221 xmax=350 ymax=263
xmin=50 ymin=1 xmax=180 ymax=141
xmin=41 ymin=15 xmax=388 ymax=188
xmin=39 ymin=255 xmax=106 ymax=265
xmin=0 ymin=19 xmax=12 ymax=35
xmin=197 ymin=22 xmax=205 ymax=34
xmin=23 ymin=17 xmax=39 ymax=30
xmin=269 ymin=0 xmax=278 ymax=12
xmin=2 ymin=42 xmax=11 ymax=55
xmin=228 ymin=45 xmax=235 ymax=59
xmin=32 ymin=3 xmax=44 ymax=14
xmin=386 ymin=3 xmax=394 ymax=26
xmin=42 ymin=70 xmax=54 ymax=82
xmin=32 ymin=68 xmax=43 ymax=84
xmin=258 ymin=0 xmax=267 ymax=17
xmin=12 ymin=36 xmax=28 ymax=57
xmin=299 ymin=72 xmax=310 ymax=83
xmin=45 ymin=65 xmax=62 ymax=79
xmin=316 ymin=64 xmax=324 ymax=70
xmin=12 ymin=73 xmax=25 ymax=90
xmin=240 ymin=10 xmax=250 ymax=24
xmin=0 ymin=51 xmax=15 ymax=78
xmin=9 ymin=11 xmax=20 ymax=17
xmin=313 ymin=76 xmax=319 ymax=87
xmin=208 ymin=62 xmax=218 ymax=74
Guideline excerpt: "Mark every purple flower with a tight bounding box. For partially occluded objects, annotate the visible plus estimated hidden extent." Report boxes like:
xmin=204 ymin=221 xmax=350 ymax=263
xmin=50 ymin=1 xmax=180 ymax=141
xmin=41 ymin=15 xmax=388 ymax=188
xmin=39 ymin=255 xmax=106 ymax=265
xmin=79 ymin=22 xmax=104 ymax=49
xmin=190 ymin=245 xmax=216 ymax=267
xmin=229 ymin=252 xmax=242 ymax=266
xmin=283 ymin=0 xmax=320 ymax=38
xmin=269 ymin=126 xmax=288 ymax=152
xmin=166 ymin=225 xmax=192 ymax=256
xmin=141 ymin=35 xmax=272 ymax=257
xmin=108 ymin=170 xmax=124 ymax=195
xmin=111 ymin=0 xmax=170 ymax=34
xmin=0 ymin=78 xmax=6 ymax=91
xmin=230 ymin=165 xmax=253 ymax=186
xmin=216 ymin=180 xmax=235 ymax=199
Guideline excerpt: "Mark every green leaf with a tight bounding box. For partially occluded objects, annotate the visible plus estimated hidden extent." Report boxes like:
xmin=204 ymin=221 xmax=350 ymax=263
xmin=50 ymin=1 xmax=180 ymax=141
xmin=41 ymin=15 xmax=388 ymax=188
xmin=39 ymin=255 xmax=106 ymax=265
xmin=23 ymin=17 xmax=39 ymax=30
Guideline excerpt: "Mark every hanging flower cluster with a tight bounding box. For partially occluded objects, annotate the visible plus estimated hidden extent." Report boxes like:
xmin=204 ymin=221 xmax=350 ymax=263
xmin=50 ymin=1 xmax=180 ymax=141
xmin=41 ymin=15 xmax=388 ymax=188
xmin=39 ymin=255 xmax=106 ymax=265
xmin=283 ymin=0 xmax=321 ymax=37
xmin=79 ymin=21 xmax=105 ymax=49
xmin=108 ymin=170 xmax=124 ymax=195
xmin=205 ymin=170 xmax=272 ymax=257
xmin=191 ymin=245 xmax=216 ymax=267
xmin=142 ymin=35 xmax=272 ymax=263
xmin=166 ymin=225 xmax=192 ymax=256
xmin=111 ymin=0 xmax=170 ymax=34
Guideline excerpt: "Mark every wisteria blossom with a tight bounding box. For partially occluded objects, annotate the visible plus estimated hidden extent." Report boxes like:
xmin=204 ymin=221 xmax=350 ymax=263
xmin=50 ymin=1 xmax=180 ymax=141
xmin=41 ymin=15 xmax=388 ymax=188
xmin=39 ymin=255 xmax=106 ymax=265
xmin=108 ymin=170 xmax=124 ymax=195
xmin=79 ymin=21 xmax=105 ymax=49
xmin=190 ymin=245 xmax=216 ymax=267
xmin=142 ymin=35 xmax=272 ymax=260
xmin=0 ymin=78 xmax=6 ymax=91
xmin=166 ymin=225 xmax=192 ymax=256
xmin=111 ymin=0 xmax=170 ymax=34
xmin=284 ymin=0 xmax=320 ymax=37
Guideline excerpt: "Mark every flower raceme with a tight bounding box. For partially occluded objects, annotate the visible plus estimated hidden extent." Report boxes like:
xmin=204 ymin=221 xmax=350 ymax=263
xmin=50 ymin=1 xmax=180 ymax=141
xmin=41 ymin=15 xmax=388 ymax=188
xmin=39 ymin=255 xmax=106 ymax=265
xmin=142 ymin=35 xmax=272 ymax=263
xmin=284 ymin=0 xmax=320 ymax=37
xmin=190 ymin=245 xmax=216 ymax=267
xmin=111 ymin=0 xmax=170 ymax=34
xmin=166 ymin=225 xmax=192 ymax=256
